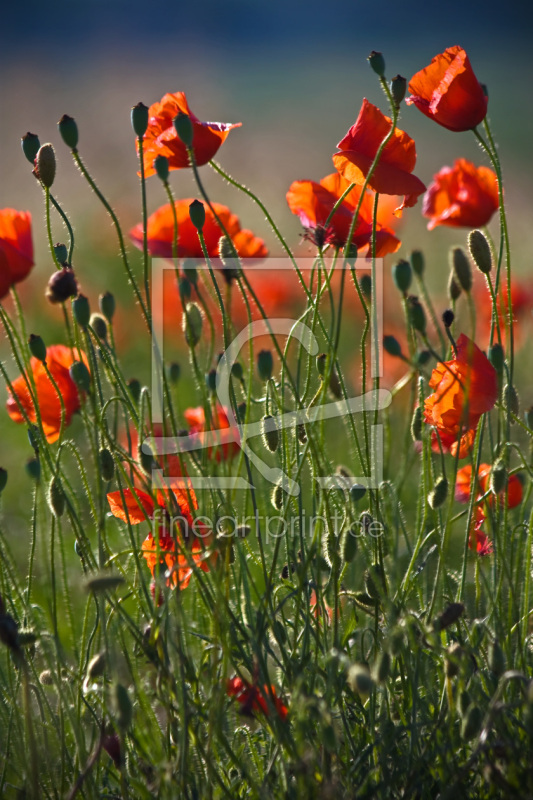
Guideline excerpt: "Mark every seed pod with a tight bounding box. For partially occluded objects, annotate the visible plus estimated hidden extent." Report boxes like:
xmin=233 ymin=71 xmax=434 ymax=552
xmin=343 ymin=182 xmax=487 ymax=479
xmin=54 ymin=243 xmax=68 ymax=264
xmin=22 ymin=132 xmax=40 ymax=163
xmin=69 ymin=361 xmax=91 ymax=392
xmin=72 ymin=294 xmax=90 ymax=328
xmin=182 ymin=302 xmax=203 ymax=348
xmin=503 ymin=384 xmax=519 ymax=416
xmin=46 ymin=268 xmax=78 ymax=304
xmin=58 ymin=114 xmax=78 ymax=149
xmin=99 ymin=448 xmax=115 ymax=481
xmin=48 ymin=477 xmax=65 ymax=517
xmin=257 ymin=350 xmax=274 ymax=381
xmin=90 ymin=313 xmax=108 ymax=341
xmin=429 ymin=476 xmax=448 ymax=509
xmin=451 ymin=247 xmax=472 ymax=292
xmin=29 ymin=334 xmax=47 ymax=362
xmin=411 ymin=406 xmax=423 ymax=442
xmin=373 ymin=651 xmax=391 ymax=684
xmin=392 ymin=259 xmax=412 ymax=293
xmin=461 ymin=704 xmax=482 ymax=741
xmin=490 ymin=459 xmax=507 ymax=496
xmin=131 ymin=102 xmax=149 ymax=137
xmin=410 ymin=250 xmax=425 ymax=277
xmin=112 ymin=683 xmax=133 ymax=730
xmin=347 ymin=664 xmax=374 ymax=697
xmin=262 ymin=415 xmax=279 ymax=452
xmin=0 ymin=468 xmax=7 ymax=494
xmin=433 ymin=602 xmax=465 ymax=632
xmin=173 ymin=111 xmax=193 ymax=147
xmin=99 ymin=291 xmax=115 ymax=321
xmin=367 ymin=50 xmax=385 ymax=77
xmin=36 ymin=143 xmax=56 ymax=188
xmin=154 ymin=154 xmax=169 ymax=182
xmin=188 ymin=199 xmax=205 ymax=231
xmin=390 ymin=74 xmax=407 ymax=106
xmin=488 ymin=640 xmax=505 ymax=676
xmin=442 ymin=309 xmax=454 ymax=329
xmin=468 ymin=229 xmax=492 ymax=274
xmin=383 ymin=335 xmax=403 ymax=358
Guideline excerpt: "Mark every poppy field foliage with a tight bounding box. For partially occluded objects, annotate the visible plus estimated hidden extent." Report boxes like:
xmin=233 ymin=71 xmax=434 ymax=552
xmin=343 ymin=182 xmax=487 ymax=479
xmin=2 ymin=46 xmax=533 ymax=799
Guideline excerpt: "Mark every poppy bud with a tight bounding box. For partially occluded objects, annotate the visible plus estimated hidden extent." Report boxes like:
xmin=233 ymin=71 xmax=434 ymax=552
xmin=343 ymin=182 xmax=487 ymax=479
xmin=29 ymin=334 xmax=47 ymax=362
xmin=429 ymin=477 xmax=448 ymax=509
xmin=297 ymin=423 xmax=307 ymax=443
xmin=373 ymin=651 xmax=391 ymax=684
xmin=360 ymin=273 xmax=371 ymax=300
xmin=87 ymin=652 xmax=106 ymax=680
xmin=468 ymin=229 xmax=492 ymax=274
xmin=236 ymin=525 xmax=251 ymax=539
xmin=69 ymin=361 xmax=91 ymax=392
xmin=451 ymin=247 xmax=472 ymax=293
xmin=131 ymin=102 xmax=149 ymax=138
xmin=383 ymin=335 xmax=403 ymax=358
xmin=182 ymin=302 xmax=203 ymax=348
xmin=46 ymin=268 xmax=78 ymax=304
xmin=262 ymin=414 xmax=279 ymax=452
xmin=140 ymin=444 xmax=154 ymax=473
xmin=367 ymin=50 xmax=386 ymax=77
xmin=392 ymin=259 xmax=412 ymax=293
xmin=271 ymin=483 xmax=283 ymax=510
xmin=490 ymin=459 xmax=507 ymax=495
xmin=365 ymin=563 xmax=385 ymax=599
xmin=99 ymin=448 xmax=115 ymax=481
xmin=99 ymin=291 xmax=115 ymax=322
xmin=460 ymin=704 xmax=482 ymax=741
xmin=189 ymin=200 xmax=205 ymax=231
xmin=342 ymin=527 xmax=358 ymax=563
xmin=258 ymin=350 xmax=274 ymax=381
xmin=127 ymin=378 xmax=141 ymax=403
xmin=316 ymin=353 xmax=327 ymax=378
xmin=205 ymin=369 xmax=217 ymax=393
xmin=525 ymin=407 xmax=533 ymax=430
xmin=416 ymin=350 xmax=432 ymax=367
xmin=442 ymin=309 xmax=454 ymax=329
xmin=236 ymin=401 xmax=247 ymax=423
xmin=86 ymin=574 xmax=125 ymax=594
xmin=503 ymin=383 xmax=519 ymax=416
xmin=22 ymin=132 xmax=40 ymax=164
xmin=391 ymin=75 xmax=407 ymax=106
xmin=350 ymin=484 xmax=366 ymax=504
xmin=347 ymin=664 xmax=374 ymax=697
xmin=0 ymin=468 xmax=7 ymax=494
xmin=36 ymin=143 xmax=56 ymax=188
xmin=54 ymin=243 xmax=68 ymax=265
xmin=0 ymin=614 xmax=19 ymax=651
xmin=178 ymin=276 xmax=192 ymax=302
xmin=182 ymin=260 xmax=198 ymax=285
xmin=154 ymin=155 xmax=169 ymax=183
xmin=407 ymin=296 xmax=426 ymax=334
xmin=112 ymin=683 xmax=133 ymax=730
xmin=488 ymin=639 xmax=505 ymax=676
xmin=231 ymin=362 xmax=244 ymax=381
xmin=72 ymin=294 xmax=90 ymax=328
xmin=174 ymin=112 xmax=194 ymax=147
xmin=90 ymin=313 xmax=107 ymax=341
xmin=344 ymin=241 xmax=358 ymax=266
xmin=448 ymin=273 xmax=461 ymax=302
xmin=433 ymin=602 xmax=465 ymax=632
xmin=39 ymin=670 xmax=53 ymax=685
xmin=48 ymin=477 xmax=65 ymax=517
xmin=410 ymin=406 xmax=422 ymax=441
xmin=219 ymin=235 xmax=241 ymax=280
xmin=488 ymin=344 xmax=504 ymax=376
xmin=168 ymin=363 xmax=181 ymax=383
xmin=410 ymin=250 xmax=425 ymax=277
xmin=445 ymin=642 xmax=464 ymax=678
xmin=25 ymin=458 xmax=41 ymax=482
xmin=58 ymin=114 xmax=78 ymax=149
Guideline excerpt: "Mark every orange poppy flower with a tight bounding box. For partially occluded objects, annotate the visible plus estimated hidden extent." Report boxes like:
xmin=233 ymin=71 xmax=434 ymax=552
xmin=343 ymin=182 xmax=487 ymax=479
xmin=406 ymin=46 xmax=488 ymax=132
xmin=130 ymin=199 xmax=267 ymax=262
xmin=226 ymin=676 xmax=288 ymax=721
xmin=423 ymin=159 xmax=498 ymax=230
xmin=332 ymin=99 xmax=426 ymax=215
xmin=140 ymin=91 xmax=241 ymax=177
xmin=6 ymin=344 xmax=88 ymax=443
xmin=424 ymin=334 xmax=497 ymax=458
xmin=107 ymin=480 xmax=199 ymax=528
xmin=470 ymin=511 xmax=493 ymax=556
xmin=141 ymin=527 xmax=211 ymax=590
xmin=455 ymin=463 xmax=523 ymax=509
xmin=286 ymin=173 xmax=400 ymax=257
xmin=0 ymin=209 xmax=34 ymax=299
xmin=183 ymin=405 xmax=240 ymax=461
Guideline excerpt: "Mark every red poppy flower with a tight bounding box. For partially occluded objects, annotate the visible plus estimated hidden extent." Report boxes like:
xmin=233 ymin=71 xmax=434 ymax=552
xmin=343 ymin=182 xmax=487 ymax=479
xmin=141 ymin=528 xmax=211 ymax=590
xmin=424 ymin=334 xmax=497 ymax=458
xmin=423 ymin=159 xmax=498 ymax=230
xmin=406 ymin=46 xmax=488 ymax=132
xmin=130 ymin=199 xmax=267 ymax=262
xmin=332 ymin=99 xmax=426 ymax=215
xmin=455 ymin=463 xmax=523 ymax=508
xmin=474 ymin=277 xmax=533 ymax=350
xmin=107 ymin=480 xmax=200 ymax=528
xmin=6 ymin=344 xmax=88 ymax=443
xmin=286 ymin=173 xmax=400 ymax=257
xmin=0 ymin=209 xmax=34 ymax=299
xmin=140 ymin=91 xmax=241 ymax=177
xmin=470 ymin=512 xmax=493 ymax=556
xmin=183 ymin=405 xmax=240 ymax=461
xmin=226 ymin=676 xmax=288 ymax=721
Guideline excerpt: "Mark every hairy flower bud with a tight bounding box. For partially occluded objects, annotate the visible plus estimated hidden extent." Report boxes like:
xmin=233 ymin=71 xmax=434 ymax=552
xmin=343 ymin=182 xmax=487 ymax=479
xmin=36 ymin=143 xmax=56 ymax=188
xmin=468 ymin=229 xmax=492 ymax=274
xmin=58 ymin=114 xmax=79 ymax=149
xmin=99 ymin=291 xmax=115 ymax=321
xmin=29 ymin=334 xmax=47 ymax=362
xmin=410 ymin=250 xmax=425 ymax=277
xmin=262 ymin=414 xmax=279 ymax=452
xmin=131 ymin=102 xmax=149 ymax=138
xmin=392 ymin=259 xmax=412 ymax=293
xmin=54 ymin=243 xmax=68 ymax=264
xmin=154 ymin=155 xmax=169 ymax=182
xmin=367 ymin=51 xmax=386 ymax=77
xmin=451 ymin=247 xmax=472 ymax=293
xmin=182 ymin=302 xmax=203 ymax=348
xmin=189 ymin=199 xmax=206 ymax=231
xmin=173 ymin=112 xmax=194 ymax=147
xmin=72 ymin=294 xmax=90 ymax=328
xmin=391 ymin=74 xmax=407 ymax=106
